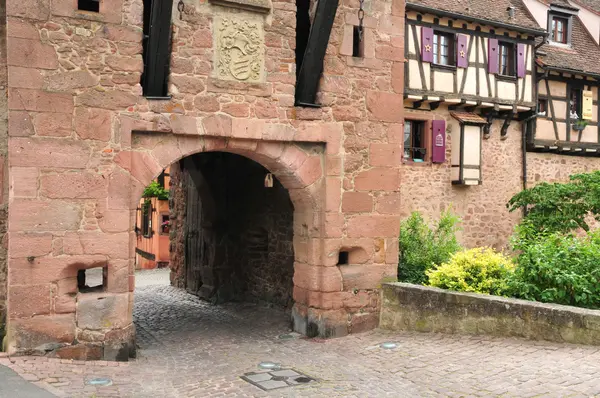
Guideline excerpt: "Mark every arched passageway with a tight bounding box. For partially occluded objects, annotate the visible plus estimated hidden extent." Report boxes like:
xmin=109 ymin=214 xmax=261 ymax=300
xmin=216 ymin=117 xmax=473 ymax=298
xmin=168 ymin=152 xmax=295 ymax=307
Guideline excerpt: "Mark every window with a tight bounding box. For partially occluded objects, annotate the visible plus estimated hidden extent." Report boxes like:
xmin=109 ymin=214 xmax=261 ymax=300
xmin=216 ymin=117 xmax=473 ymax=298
xmin=538 ymin=99 xmax=547 ymax=116
xmin=404 ymin=120 xmax=427 ymax=162
xmin=141 ymin=201 xmax=152 ymax=237
xmin=433 ymin=31 xmax=455 ymax=66
xmin=570 ymin=88 xmax=582 ymax=119
xmin=160 ymin=214 xmax=170 ymax=235
xmin=141 ymin=0 xmax=174 ymax=98
xmin=498 ymin=42 xmax=515 ymax=76
xmin=78 ymin=0 xmax=99 ymax=12
xmin=551 ymin=16 xmax=568 ymax=44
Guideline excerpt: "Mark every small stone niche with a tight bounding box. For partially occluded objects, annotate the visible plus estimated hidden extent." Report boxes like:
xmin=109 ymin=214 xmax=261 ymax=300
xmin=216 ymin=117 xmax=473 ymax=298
xmin=77 ymin=267 xmax=107 ymax=293
xmin=337 ymin=247 xmax=369 ymax=265
xmin=78 ymin=0 xmax=100 ymax=12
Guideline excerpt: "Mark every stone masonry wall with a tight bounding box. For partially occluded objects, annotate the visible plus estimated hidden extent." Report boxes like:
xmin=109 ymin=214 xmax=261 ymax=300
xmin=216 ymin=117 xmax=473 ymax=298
xmin=5 ymin=0 xmax=405 ymax=357
xmin=381 ymin=282 xmax=600 ymax=346
xmin=0 ymin=0 xmax=8 ymax=347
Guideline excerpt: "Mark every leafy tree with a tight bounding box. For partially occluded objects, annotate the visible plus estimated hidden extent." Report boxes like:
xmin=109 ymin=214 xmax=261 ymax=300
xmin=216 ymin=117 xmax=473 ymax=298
xmin=507 ymin=170 xmax=600 ymax=236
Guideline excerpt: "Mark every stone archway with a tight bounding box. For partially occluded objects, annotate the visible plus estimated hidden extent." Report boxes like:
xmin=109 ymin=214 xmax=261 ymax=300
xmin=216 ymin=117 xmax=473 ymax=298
xmin=6 ymin=112 xmax=397 ymax=360
xmin=122 ymin=131 xmax=330 ymax=337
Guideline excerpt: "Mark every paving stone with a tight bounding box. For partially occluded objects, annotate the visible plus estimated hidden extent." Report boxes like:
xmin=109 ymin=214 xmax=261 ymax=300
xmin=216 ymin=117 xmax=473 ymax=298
xmin=3 ymin=269 xmax=600 ymax=397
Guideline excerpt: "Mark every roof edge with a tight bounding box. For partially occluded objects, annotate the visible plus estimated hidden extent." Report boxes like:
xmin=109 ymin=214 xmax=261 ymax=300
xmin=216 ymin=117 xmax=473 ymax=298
xmin=406 ymin=2 xmax=547 ymax=36
xmin=539 ymin=63 xmax=600 ymax=80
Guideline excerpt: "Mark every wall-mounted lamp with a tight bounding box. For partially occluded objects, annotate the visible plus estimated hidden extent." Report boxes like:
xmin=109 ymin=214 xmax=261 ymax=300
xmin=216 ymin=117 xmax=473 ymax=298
xmin=177 ymin=0 xmax=185 ymax=19
xmin=264 ymin=173 xmax=274 ymax=188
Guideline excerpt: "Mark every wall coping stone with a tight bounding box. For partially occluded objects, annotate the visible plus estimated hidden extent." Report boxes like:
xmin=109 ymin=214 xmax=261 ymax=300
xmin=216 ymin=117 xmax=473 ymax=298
xmin=380 ymin=283 xmax=600 ymax=345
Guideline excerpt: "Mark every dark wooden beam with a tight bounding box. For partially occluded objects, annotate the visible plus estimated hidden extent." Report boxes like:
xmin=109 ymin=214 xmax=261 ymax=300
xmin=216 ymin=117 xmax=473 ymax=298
xmin=500 ymin=111 xmax=515 ymax=139
xmin=412 ymin=100 xmax=424 ymax=109
xmin=295 ymin=0 xmax=339 ymax=107
xmin=448 ymin=99 xmax=466 ymax=110
xmin=429 ymin=101 xmax=441 ymax=110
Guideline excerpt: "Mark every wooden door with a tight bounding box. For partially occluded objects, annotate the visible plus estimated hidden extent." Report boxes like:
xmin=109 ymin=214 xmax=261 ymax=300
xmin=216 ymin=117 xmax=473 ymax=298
xmin=185 ymin=169 xmax=203 ymax=295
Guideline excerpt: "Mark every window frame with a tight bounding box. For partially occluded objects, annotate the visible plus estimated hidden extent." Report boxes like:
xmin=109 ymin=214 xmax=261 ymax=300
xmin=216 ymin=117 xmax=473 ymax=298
xmin=547 ymin=11 xmax=573 ymax=46
xmin=141 ymin=201 xmax=153 ymax=238
xmin=432 ymin=31 xmax=456 ymax=67
xmin=404 ymin=119 xmax=429 ymax=163
xmin=537 ymin=98 xmax=548 ymax=116
xmin=497 ymin=41 xmax=516 ymax=77
xmin=569 ymin=86 xmax=583 ymax=120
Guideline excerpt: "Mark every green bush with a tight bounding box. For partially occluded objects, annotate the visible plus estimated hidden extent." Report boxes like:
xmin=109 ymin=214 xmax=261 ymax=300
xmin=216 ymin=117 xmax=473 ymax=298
xmin=398 ymin=210 xmax=461 ymax=284
xmin=508 ymin=232 xmax=600 ymax=309
xmin=427 ymin=247 xmax=515 ymax=295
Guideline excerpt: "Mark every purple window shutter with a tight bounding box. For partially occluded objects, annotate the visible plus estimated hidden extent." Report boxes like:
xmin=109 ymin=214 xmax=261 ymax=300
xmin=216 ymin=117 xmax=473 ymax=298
xmin=431 ymin=120 xmax=446 ymax=163
xmin=488 ymin=38 xmax=499 ymax=74
xmin=421 ymin=27 xmax=434 ymax=63
xmin=516 ymin=43 xmax=526 ymax=78
xmin=456 ymin=35 xmax=468 ymax=68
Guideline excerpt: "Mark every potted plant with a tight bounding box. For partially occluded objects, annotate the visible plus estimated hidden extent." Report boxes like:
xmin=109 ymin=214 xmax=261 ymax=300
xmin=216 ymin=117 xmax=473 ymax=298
xmin=572 ymin=119 xmax=588 ymax=132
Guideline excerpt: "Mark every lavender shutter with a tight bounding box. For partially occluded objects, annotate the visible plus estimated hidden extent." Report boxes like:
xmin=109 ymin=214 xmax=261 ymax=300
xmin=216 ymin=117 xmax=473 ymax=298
xmin=488 ymin=38 xmax=499 ymax=74
xmin=421 ymin=27 xmax=434 ymax=63
xmin=431 ymin=120 xmax=446 ymax=163
xmin=516 ymin=43 xmax=526 ymax=78
xmin=456 ymin=35 xmax=468 ymax=68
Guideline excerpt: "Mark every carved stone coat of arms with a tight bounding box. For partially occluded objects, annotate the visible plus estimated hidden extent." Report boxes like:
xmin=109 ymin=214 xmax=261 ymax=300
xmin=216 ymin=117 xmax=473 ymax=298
xmin=215 ymin=17 xmax=264 ymax=83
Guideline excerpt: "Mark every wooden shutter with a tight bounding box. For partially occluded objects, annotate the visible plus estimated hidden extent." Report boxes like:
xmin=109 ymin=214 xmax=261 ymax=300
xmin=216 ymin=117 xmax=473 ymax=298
xmin=431 ymin=120 xmax=446 ymax=163
xmin=583 ymin=90 xmax=594 ymax=120
xmin=421 ymin=27 xmax=434 ymax=63
xmin=516 ymin=43 xmax=526 ymax=78
xmin=488 ymin=38 xmax=499 ymax=74
xmin=142 ymin=0 xmax=174 ymax=97
xmin=456 ymin=35 xmax=468 ymax=68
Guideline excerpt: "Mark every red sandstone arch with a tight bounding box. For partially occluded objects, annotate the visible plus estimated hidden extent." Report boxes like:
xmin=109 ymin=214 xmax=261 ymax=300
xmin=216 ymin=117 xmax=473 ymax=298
xmin=113 ymin=123 xmax=334 ymax=338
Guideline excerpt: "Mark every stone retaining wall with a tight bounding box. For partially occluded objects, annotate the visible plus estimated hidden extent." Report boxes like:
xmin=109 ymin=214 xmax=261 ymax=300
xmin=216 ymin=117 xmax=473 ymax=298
xmin=380 ymin=283 xmax=600 ymax=345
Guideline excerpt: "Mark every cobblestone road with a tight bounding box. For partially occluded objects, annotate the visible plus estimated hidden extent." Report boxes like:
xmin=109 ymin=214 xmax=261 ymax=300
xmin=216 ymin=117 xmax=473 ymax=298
xmin=2 ymin=269 xmax=600 ymax=397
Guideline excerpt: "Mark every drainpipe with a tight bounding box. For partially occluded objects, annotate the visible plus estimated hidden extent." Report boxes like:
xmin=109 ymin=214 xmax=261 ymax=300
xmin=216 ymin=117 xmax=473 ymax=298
xmin=520 ymin=112 xmax=538 ymax=216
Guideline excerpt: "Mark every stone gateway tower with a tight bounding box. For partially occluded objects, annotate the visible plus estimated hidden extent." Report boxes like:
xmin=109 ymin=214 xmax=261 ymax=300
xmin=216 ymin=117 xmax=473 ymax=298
xmin=3 ymin=0 xmax=405 ymax=359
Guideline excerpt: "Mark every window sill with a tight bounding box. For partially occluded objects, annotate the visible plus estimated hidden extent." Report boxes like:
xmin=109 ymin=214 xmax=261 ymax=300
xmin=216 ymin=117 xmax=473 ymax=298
xmin=144 ymin=95 xmax=172 ymax=101
xmin=403 ymin=159 xmax=432 ymax=166
xmin=496 ymin=74 xmax=517 ymax=81
xmin=431 ymin=63 xmax=456 ymax=71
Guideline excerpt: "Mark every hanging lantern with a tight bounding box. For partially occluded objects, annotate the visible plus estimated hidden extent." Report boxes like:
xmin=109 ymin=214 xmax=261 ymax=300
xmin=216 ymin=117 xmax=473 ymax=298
xmin=264 ymin=173 xmax=274 ymax=188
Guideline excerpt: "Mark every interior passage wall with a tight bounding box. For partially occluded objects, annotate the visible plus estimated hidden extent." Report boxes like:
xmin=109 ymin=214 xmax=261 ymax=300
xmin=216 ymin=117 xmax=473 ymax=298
xmin=168 ymin=162 xmax=186 ymax=289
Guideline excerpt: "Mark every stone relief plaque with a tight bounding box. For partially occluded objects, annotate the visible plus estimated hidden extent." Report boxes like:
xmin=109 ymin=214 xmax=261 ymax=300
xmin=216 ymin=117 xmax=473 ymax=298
xmin=214 ymin=16 xmax=265 ymax=83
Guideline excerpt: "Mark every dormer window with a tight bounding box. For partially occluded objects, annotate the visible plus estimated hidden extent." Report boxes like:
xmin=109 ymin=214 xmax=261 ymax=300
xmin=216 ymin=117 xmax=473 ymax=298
xmin=550 ymin=15 xmax=568 ymax=44
xmin=547 ymin=6 xmax=575 ymax=46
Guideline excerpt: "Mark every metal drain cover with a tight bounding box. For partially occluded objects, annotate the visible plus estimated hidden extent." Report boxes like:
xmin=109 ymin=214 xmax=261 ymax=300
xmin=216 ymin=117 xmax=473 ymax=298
xmin=85 ymin=377 xmax=113 ymax=387
xmin=241 ymin=369 xmax=315 ymax=391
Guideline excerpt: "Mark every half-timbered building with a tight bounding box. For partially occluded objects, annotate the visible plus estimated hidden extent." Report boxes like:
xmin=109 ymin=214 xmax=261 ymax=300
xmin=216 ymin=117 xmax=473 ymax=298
xmin=400 ymin=0 xmax=600 ymax=249
xmin=523 ymin=0 xmax=600 ymax=153
xmin=403 ymin=1 xmax=544 ymax=186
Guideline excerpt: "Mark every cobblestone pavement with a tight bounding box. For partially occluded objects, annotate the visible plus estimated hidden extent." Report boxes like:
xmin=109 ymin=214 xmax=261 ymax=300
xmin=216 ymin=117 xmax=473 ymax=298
xmin=2 ymin=269 xmax=600 ymax=397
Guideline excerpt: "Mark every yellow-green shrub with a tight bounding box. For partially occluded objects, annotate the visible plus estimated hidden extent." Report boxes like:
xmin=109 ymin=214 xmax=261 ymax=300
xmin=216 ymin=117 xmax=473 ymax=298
xmin=426 ymin=247 xmax=515 ymax=296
